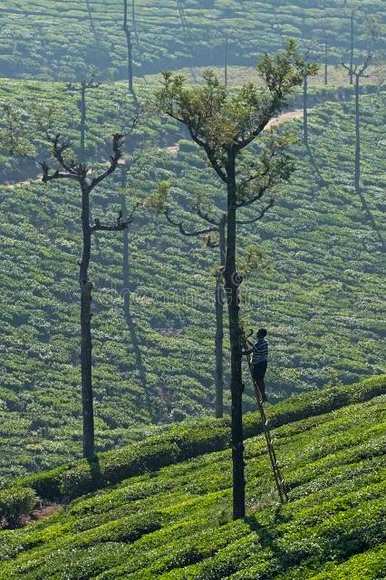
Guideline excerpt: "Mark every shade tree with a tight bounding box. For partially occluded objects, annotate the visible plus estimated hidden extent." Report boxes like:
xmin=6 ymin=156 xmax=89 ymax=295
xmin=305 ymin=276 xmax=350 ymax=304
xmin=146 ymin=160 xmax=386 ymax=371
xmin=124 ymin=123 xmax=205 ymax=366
xmin=157 ymin=40 xmax=314 ymax=518
xmin=153 ymin=180 xmax=273 ymax=420
xmin=122 ymin=0 xmax=138 ymax=96
xmin=342 ymin=12 xmax=385 ymax=249
xmin=41 ymin=133 xmax=131 ymax=459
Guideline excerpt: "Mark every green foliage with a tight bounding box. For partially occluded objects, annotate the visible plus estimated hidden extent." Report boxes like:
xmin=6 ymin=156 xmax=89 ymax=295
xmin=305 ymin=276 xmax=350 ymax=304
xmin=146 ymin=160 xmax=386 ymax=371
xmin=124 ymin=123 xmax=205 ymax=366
xmin=311 ymin=543 xmax=386 ymax=579
xmin=0 ymin=487 xmax=37 ymax=529
xmin=158 ymin=42 xmax=310 ymax=153
xmin=257 ymin=39 xmax=318 ymax=97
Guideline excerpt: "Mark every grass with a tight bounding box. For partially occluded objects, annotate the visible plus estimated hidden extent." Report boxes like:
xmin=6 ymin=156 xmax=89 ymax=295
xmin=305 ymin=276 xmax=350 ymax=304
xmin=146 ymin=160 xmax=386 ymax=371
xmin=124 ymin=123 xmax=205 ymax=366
xmin=0 ymin=377 xmax=384 ymax=578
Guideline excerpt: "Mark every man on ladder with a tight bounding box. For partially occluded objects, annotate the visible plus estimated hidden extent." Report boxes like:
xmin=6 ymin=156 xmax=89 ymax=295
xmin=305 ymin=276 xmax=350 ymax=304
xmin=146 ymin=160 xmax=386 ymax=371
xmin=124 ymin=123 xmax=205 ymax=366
xmin=250 ymin=328 xmax=269 ymax=403
xmin=242 ymin=327 xmax=288 ymax=503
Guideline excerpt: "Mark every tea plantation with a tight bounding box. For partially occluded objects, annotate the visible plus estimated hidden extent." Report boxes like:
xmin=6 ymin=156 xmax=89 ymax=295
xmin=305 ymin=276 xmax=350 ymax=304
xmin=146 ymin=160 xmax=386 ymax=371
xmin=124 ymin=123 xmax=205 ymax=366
xmin=0 ymin=375 xmax=385 ymax=578
xmin=0 ymin=0 xmax=384 ymax=574
xmin=1 ymin=0 xmax=385 ymax=79
xmin=0 ymin=77 xmax=385 ymax=481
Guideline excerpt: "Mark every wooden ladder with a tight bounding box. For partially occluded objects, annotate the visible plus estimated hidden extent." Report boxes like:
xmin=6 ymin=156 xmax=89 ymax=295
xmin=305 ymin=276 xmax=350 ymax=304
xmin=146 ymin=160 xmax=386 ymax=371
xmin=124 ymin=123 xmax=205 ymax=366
xmin=242 ymin=331 xmax=288 ymax=504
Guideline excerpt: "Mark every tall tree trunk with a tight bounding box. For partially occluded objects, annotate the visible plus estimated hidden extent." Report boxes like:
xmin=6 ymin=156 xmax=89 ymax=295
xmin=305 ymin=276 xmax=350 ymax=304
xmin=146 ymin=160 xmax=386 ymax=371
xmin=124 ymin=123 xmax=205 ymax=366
xmin=80 ymin=83 xmax=86 ymax=162
xmin=215 ymin=218 xmax=226 ymax=418
xmin=349 ymin=11 xmax=354 ymax=85
xmin=354 ymin=73 xmax=360 ymax=195
xmin=224 ymin=36 xmax=229 ymax=89
xmin=79 ymin=183 xmax=95 ymax=458
xmin=324 ymin=40 xmax=328 ymax=85
xmin=303 ymin=73 xmax=309 ymax=147
xmin=132 ymin=0 xmax=139 ymax=43
xmin=123 ymin=0 xmax=134 ymax=94
xmin=352 ymin=74 xmax=384 ymax=249
xmin=224 ymin=148 xmax=245 ymax=520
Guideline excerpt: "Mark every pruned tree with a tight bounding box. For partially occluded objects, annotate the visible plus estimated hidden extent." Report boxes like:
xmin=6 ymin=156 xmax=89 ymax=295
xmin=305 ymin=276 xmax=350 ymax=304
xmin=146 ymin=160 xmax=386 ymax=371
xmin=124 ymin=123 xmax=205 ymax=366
xmin=66 ymin=72 xmax=101 ymax=161
xmin=163 ymin=201 xmax=226 ymax=418
xmin=343 ymin=2 xmax=362 ymax=85
xmin=41 ymin=133 xmax=129 ymax=459
xmin=157 ymin=41 xmax=313 ymax=519
xmin=159 ymin=192 xmax=273 ymax=420
xmin=348 ymin=9 xmax=356 ymax=84
xmin=342 ymin=15 xmax=384 ymax=249
xmin=123 ymin=0 xmax=136 ymax=96
xmin=343 ymin=56 xmax=371 ymax=196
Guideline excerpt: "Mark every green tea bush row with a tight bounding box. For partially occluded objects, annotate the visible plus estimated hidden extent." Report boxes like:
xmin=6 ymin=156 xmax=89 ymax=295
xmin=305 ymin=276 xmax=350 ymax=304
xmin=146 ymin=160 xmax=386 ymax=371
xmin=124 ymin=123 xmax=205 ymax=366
xmin=6 ymin=375 xmax=385 ymax=507
xmin=1 ymin=0 xmax=384 ymax=80
xmin=1 ymin=85 xmax=385 ymax=482
xmin=0 ymin=394 xmax=384 ymax=577
xmin=311 ymin=543 xmax=386 ymax=579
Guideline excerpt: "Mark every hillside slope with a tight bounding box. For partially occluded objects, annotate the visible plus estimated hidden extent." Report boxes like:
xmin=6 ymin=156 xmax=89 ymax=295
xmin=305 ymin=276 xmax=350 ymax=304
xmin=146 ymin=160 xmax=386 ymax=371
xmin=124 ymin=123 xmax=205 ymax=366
xmin=0 ymin=80 xmax=385 ymax=481
xmin=1 ymin=0 xmax=385 ymax=79
xmin=0 ymin=376 xmax=385 ymax=579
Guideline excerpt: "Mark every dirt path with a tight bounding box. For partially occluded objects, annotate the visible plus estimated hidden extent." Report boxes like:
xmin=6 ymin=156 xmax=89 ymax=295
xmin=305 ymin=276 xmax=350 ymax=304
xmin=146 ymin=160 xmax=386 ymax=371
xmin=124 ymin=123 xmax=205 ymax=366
xmin=18 ymin=503 xmax=61 ymax=527
xmin=1 ymin=109 xmax=304 ymax=188
xmin=265 ymin=109 xmax=303 ymax=130
xmin=165 ymin=144 xmax=180 ymax=156
xmin=1 ymin=178 xmax=38 ymax=189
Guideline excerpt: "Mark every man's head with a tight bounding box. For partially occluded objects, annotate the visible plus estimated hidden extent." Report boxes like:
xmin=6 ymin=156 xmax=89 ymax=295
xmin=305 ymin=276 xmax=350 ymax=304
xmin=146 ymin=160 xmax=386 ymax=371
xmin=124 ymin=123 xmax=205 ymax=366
xmin=257 ymin=328 xmax=267 ymax=339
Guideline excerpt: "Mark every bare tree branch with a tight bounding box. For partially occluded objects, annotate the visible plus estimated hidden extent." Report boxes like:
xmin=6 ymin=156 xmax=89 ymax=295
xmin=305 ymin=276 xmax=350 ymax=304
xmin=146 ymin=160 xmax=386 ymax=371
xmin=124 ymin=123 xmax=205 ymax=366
xmin=66 ymin=79 xmax=101 ymax=93
xmin=41 ymin=133 xmax=125 ymax=194
xmin=236 ymin=176 xmax=274 ymax=209
xmin=238 ymin=162 xmax=271 ymax=189
xmin=235 ymin=109 xmax=276 ymax=150
xmin=358 ymin=52 xmax=373 ymax=76
xmin=90 ymin=134 xmax=124 ymax=189
xmin=236 ymin=199 xmax=274 ymax=224
xmin=165 ymin=208 xmax=217 ymax=237
xmin=195 ymin=204 xmax=222 ymax=226
xmin=41 ymin=164 xmax=79 ymax=182
xmin=187 ymin=126 xmax=228 ymax=183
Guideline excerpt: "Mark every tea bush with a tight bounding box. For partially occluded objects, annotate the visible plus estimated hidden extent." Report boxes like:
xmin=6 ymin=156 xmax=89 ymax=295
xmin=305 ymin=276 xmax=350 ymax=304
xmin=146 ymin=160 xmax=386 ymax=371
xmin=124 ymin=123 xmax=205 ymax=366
xmin=7 ymin=376 xmax=383 ymax=504
xmin=0 ymin=390 xmax=384 ymax=578
xmin=0 ymin=80 xmax=385 ymax=481
xmin=1 ymin=0 xmax=384 ymax=79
